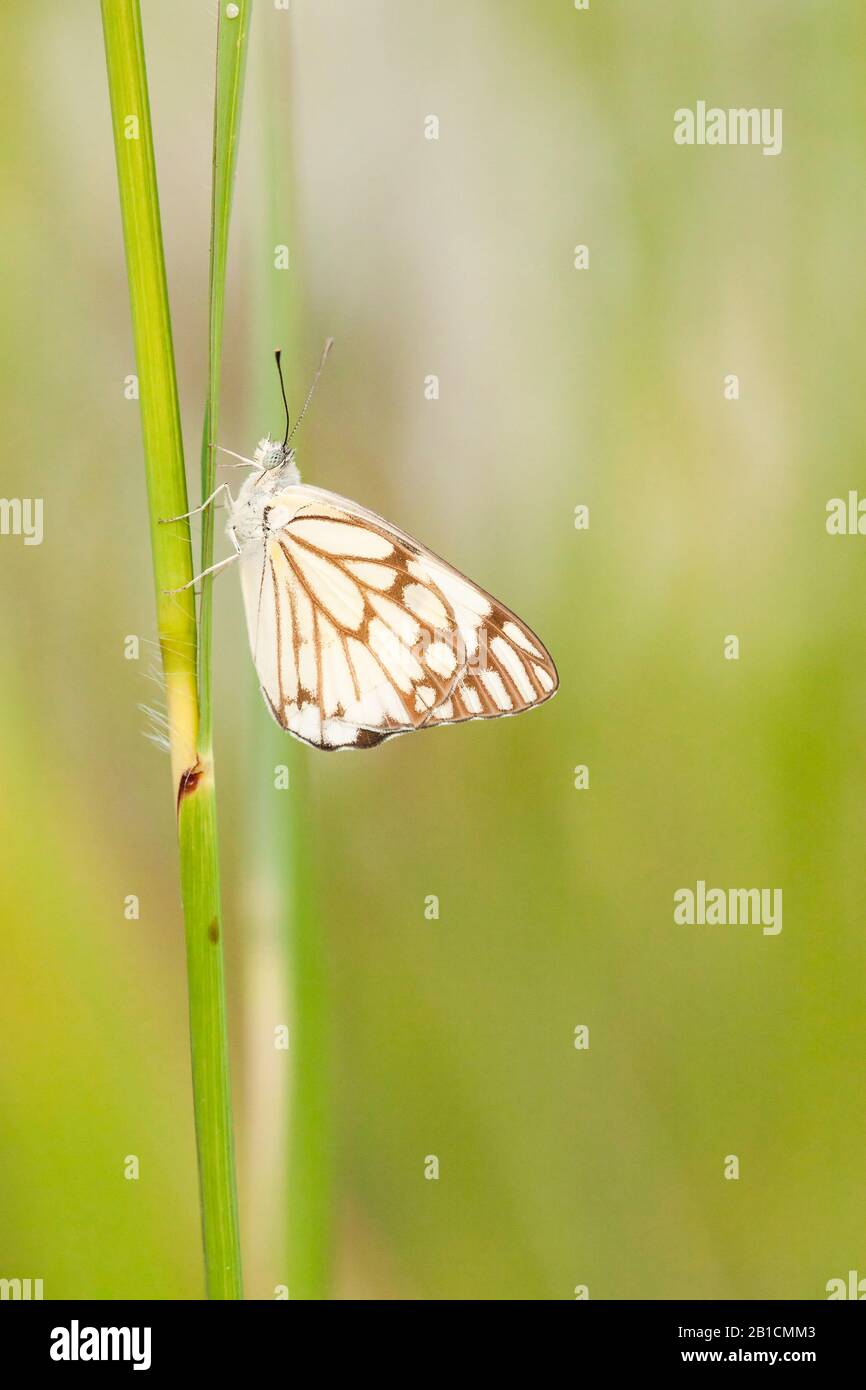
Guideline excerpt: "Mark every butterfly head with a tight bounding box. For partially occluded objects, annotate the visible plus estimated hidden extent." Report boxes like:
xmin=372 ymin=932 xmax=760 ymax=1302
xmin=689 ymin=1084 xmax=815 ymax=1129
xmin=254 ymin=436 xmax=297 ymax=475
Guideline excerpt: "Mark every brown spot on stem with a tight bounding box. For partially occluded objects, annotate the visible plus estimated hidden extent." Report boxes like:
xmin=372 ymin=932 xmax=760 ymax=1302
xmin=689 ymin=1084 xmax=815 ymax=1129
xmin=208 ymin=918 xmax=219 ymax=944
xmin=177 ymin=759 xmax=204 ymax=811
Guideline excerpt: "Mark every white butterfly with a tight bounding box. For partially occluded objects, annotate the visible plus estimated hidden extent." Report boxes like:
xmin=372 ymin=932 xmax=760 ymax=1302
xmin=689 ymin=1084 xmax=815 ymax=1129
xmin=169 ymin=346 xmax=558 ymax=752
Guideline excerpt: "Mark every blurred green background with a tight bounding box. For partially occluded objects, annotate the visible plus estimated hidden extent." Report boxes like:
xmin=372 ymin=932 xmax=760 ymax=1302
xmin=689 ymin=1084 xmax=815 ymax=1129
xmin=1 ymin=0 xmax=865 ymax=1299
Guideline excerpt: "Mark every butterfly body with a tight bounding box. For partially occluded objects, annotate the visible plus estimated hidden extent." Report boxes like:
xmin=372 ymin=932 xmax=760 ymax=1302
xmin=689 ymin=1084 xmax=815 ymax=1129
xmin=225 ymin=438 xmax=558 ymax=751
xmin=227 ymin=448 xmax=300 ymax=549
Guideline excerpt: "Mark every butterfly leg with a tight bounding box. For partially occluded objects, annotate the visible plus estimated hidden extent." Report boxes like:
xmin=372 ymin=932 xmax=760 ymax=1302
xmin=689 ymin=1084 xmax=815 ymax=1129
xmin=163 ymin=552 xmax=240 ymax=594
xmin=159 ymin=482 xmax=234 ymax=525
xmin=216 ymin=446 xmax=260 ymax=468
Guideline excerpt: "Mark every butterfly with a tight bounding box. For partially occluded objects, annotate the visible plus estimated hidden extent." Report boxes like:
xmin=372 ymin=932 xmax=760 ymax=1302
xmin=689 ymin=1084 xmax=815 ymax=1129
xmin=168 ymin=345 xmax=558 ymax=751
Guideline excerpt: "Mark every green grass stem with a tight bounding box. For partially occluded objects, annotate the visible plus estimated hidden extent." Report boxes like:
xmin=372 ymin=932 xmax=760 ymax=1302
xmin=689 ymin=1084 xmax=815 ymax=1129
xmin=101 ymin=0 xmax=242 ymax=1299
xmin=199 ymin=0 xmax=253 ymax=755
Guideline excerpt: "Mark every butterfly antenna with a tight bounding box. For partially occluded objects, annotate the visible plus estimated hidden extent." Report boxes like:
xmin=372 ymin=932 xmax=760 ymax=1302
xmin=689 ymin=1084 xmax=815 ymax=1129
xmin=286 ymin=338 xmax=334 ymax=447
xmin=275 ymin=348 xmax=291 ymax=448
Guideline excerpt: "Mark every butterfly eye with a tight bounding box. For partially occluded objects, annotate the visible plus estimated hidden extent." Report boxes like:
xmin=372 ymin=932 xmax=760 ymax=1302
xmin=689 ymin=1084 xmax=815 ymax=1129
xmin=254 ymin=437 xmax=288 ymax=471
xmin=265 ymin=445 xmax=297 ymax=471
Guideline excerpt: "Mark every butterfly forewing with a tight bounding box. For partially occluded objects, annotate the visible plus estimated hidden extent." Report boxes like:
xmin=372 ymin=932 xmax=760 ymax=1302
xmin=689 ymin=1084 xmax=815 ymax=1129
xmin=240 ymin=484 xmax=558 ymax=750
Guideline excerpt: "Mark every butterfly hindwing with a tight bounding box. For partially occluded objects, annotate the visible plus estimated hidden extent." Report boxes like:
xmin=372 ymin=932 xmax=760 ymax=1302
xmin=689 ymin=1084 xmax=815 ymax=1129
xmin=239 ymin=485 xmax=558 ymax=750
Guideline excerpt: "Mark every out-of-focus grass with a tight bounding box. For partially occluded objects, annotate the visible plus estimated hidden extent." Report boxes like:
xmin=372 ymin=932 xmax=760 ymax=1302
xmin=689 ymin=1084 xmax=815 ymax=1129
xmin=233 ymin=18 xmax=335 ymax=1300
